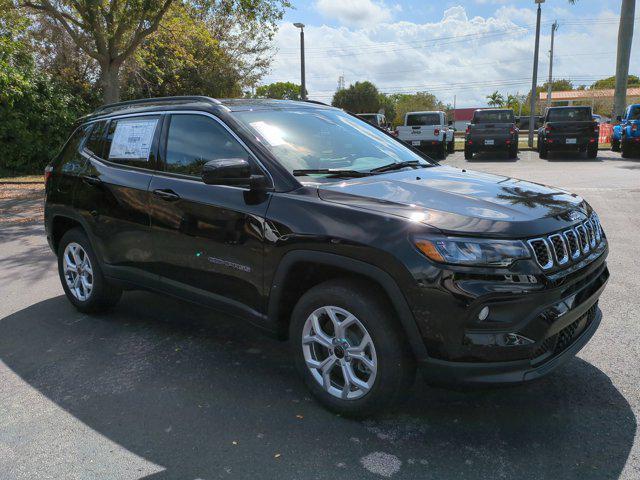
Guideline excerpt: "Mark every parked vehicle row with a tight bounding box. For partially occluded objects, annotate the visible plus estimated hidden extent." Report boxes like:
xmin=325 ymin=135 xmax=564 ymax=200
xmin=395 ymin=110 xmax=454 ymax=159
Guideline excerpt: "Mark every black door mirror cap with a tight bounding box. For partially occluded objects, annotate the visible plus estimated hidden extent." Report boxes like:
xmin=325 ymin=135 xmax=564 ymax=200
xmin=202 ymin=158 xmax=250 ymax=186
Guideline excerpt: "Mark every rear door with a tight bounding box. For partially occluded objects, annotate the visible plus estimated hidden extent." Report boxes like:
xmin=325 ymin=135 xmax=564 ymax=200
xmin=148 ymin=112 xmax=271 ymax=318
xmin=75 ymin=114 xmax=163 ymax=284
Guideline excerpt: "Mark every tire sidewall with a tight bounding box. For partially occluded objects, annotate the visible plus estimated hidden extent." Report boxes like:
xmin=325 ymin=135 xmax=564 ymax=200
xmin=290 ymin=281 xmax=413 ymax=416
xmin=57 ymin=228 xmax=115 ymax=312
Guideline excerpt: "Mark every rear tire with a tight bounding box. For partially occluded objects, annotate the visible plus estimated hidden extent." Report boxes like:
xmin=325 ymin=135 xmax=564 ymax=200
xmin=508 ymin=145 xmax=518 ymax=159
xmin=290 ymin=279 xmax=415 ymax=417
xmin=447 ymin=140 xmax=455 ymax=154
xmin=621 ymin=141 xmax=631 ymax=158
xmin=58 ymin=228 xmax=122 ymax=313
xmin=611 ymin=139 xmax=620 ymax=152
xmin=587 ymin=144 xmax=598 ymax=159
xmin=539 ymin=142 xmax=548 ymax=159
xmin=439 ymin=141 xmax=447 ymax=159
xmin=464 ymin=146 xmax=473 ymax=160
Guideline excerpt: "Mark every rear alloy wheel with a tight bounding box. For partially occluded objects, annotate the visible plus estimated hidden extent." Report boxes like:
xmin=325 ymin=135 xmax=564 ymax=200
xmin=58 ymin=228 xmax=122 ymax=313
xmin=290 ymin=279 xmax=415 ymax=416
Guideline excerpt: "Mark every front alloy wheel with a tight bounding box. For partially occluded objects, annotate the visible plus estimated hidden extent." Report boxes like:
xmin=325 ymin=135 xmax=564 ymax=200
xmin=302 ymin=306 xmax=377 ymax=400
xmin=63 ymin=242 xmax=94 ymax=301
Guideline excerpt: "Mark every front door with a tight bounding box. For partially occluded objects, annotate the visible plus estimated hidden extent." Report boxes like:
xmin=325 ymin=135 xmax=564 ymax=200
xmin=148 ymin=112 xmax=271 ymax=319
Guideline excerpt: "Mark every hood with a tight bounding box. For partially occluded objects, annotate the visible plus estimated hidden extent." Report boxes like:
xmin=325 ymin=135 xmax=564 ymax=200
xmin=317 ymin=165 xmax=589 ymax=238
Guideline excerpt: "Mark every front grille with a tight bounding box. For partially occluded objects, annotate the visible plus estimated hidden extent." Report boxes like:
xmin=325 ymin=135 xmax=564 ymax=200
xmin=527 ymin=214 xmax=605 ymax=271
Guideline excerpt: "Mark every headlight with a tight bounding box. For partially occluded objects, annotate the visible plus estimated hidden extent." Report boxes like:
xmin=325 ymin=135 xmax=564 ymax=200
xmin=415 ymin=237 xmax=531 ymax=267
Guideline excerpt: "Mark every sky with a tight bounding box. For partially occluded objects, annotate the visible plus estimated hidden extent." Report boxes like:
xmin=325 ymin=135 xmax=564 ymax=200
xmin=263 ymin=0 xmax=640 ymax=107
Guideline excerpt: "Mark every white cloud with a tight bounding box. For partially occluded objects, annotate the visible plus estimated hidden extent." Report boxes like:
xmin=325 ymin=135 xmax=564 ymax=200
xmin=315 ymin=0 xmax=397 ymax=27
xmin=266 ymin=7 xmax=639 ymax=108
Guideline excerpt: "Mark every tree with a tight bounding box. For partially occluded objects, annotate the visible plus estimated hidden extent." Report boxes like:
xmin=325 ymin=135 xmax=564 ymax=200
xmin=390 ymin=92 xmax=444 ymax=126
xmin=570 ymin=0 xmax=635 ymax=116
xmin=331 ymin=81 xmax=380 ymax=113
xmin=21 ymin=0 xmax=290 ymax=104
xmin=486 ymin=91 xmax=505 ymax=107
xmin=377 ymin=94 xmax=396 ymax=124
xmin=592 ymin=75 xmax=640 ymax=90
xmin=255 ymin=81 xmax=303 ymax=100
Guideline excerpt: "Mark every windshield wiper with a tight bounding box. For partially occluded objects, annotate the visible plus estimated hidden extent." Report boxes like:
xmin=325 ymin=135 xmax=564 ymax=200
xmin=292 ymin=169 xmax=372 ymax=178
xmin=370 ymin=160 xmax=430 ymax=173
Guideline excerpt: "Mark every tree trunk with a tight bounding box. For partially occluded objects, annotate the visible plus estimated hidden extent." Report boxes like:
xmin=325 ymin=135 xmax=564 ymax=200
xmin=100 ymin=61 xmax=122 ymax=105
xmin=614 ymin=0 xmax=636 ymax=117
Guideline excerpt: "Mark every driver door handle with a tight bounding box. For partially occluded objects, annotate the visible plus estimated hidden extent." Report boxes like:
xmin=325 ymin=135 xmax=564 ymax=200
xmin=153 ymin=189 xmax=181 ymax=202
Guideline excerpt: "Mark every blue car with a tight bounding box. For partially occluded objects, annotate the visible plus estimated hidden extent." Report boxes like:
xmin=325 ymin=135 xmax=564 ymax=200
xmin=617 ymin=104 xmax=640 ymax=157
xmin=612 ymin=124 xmax=622 ymax=152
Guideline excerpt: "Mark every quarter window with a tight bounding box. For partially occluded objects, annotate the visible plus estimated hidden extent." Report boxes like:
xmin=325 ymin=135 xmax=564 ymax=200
xmin=84 ymin=121 xmax=108 ymax=158
xmin=164 ymin=114 xmax=249 ymax=177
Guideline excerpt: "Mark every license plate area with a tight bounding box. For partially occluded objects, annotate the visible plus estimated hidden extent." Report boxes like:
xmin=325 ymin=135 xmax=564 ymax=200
xmin=484 ymin=139 xmax=494 ymax=145
xmin=411 ymin=141 xmax=421 ymax=146
xmin=566 ymin=138 xmax=577 ymax=144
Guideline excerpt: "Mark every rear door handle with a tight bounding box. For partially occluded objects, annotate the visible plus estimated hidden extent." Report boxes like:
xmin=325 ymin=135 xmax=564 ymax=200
xmin=153 ymin=189 xmax=181 ymax=202
xmin=81 ymin=175 xmax=102 ymax=186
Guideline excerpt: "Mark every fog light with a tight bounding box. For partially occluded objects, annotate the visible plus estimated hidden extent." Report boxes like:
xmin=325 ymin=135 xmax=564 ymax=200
xmin=501 ymin=333 xmax=534 ymax=346
xmin=478 ymin=306 xmax=490 ymax=321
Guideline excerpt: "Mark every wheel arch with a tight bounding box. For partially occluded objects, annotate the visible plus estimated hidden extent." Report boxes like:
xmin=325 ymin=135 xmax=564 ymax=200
xmin=50 ymin=214 xmax=86 ymax=254
xmin=267 ymin=250 xmax=429 ymax=361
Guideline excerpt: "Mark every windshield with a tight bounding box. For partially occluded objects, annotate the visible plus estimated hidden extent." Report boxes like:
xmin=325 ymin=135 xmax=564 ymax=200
xmin=473 ymin=110 xmax=514 ymax=123
xmin=629 ymin=106 xmax=640 ymax=120
xmin=406 ymin=113 xmax=440 ymax=126
xmin=547 ymin=108 xmax=592 ymax=122
xmin=234 ymin=108 xmax=432 ymax=182
xmin=358 ymin=114 xmax=380 ymax=125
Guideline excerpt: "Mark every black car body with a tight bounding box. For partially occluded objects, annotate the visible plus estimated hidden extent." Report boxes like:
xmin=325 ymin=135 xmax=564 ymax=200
xmin=538 ymin=106 xmax=599 ymax=159
xmin=465 ymin=109 xmax=518 ymax=159
xmin=44 ymin=97 xmax=609 ymax=415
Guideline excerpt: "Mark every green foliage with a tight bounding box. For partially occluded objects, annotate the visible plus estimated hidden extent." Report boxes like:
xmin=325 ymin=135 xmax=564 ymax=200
xmin=486 ymin=91 xmax=505 ymax=107
xmin=377 ymin=94 xmax=396 ymax=124
xmin=592 ymin=75 xmax=640 ymax=90
xmin=332 ymin=81 xmax=381 ymax=113
xmin=254 ymin=81 xmax=303 ymax=100
xmin=390 ymin=91 xmax=445 ymax=126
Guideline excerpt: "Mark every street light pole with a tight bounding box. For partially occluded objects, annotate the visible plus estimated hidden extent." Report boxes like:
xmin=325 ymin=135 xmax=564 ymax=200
xmin=528 ymin=0 xmax=544 ymax=148
xmin=294 ymin=23 xmax=306 ymax=100
xmin=546 ymin=21 xmax=558 ymax=109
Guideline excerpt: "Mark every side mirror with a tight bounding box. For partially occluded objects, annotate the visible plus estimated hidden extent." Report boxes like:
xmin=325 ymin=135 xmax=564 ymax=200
xmin=448 ymin=120 xmax=453 ymax=126
xmin=202 ymin=158 xmax=255 ymax=188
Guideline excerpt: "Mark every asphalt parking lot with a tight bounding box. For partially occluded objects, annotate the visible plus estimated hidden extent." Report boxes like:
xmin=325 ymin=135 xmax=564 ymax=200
xmin=1 ymin=150 xmax=639 ymax=480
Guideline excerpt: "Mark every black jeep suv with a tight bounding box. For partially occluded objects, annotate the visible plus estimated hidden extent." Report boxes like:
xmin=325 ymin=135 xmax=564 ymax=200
xmin=464 ymin=109 xmax=519 ymax=160
xmin=45 ymin=97 xmax=609 ymax=416
xmin=537 ymin=106 xmax=599 ymax=159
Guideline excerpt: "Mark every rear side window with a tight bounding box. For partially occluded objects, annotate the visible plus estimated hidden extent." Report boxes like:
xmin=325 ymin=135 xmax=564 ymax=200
xmin=104 ymin=116 xmax=160 ymax=167
xmin=473 ymin=111 xmax=514 ymax=123
xmin=629 ymin=106 xmax=640 ymax=120
xmin=547 ymin=108 xmax=591 ymax=122
xmin=406 ymin=113 xmax=440 ymax=126
xmin=164 ymin=114 xmax=249 ymax=177
xmin=57 ymin=124 xmax=92 ymax=174
xmin=84 ymin=121 xmax=108 ymax=157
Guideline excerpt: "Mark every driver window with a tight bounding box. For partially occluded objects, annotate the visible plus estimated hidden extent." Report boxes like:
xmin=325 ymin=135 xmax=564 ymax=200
xmin=165 ymin=114 xmax=249 ymax=176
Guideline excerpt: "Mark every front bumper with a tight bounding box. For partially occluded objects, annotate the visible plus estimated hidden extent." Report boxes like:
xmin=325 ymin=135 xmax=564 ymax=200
xmin=419 ymin=306 xmax=601 ymax=385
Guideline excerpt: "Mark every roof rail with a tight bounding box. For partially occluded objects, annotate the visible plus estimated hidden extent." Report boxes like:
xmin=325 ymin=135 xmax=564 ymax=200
xmin=93 ymin=96 xmax=222 ymax=113
xmin=302 ymin=99 xmax=330 ymax=107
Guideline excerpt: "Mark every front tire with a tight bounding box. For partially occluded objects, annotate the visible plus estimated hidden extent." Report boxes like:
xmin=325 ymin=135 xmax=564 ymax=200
xmin=539 ymin=142 xmax=548 ymax=159
xmin=587 ymin=143 xmax=598 ymax=159
xmin=611 ymin=138 xmax=620 ymax=152
xmin=290 ymin=279 xmax=415 ymax=417
xmin=58 ymin=228 xmax=122 ymax=313
xmin=621 ymin=140 xmax=632 ymax=158
xmin=464 ymin=146 xmax=473 ymax=160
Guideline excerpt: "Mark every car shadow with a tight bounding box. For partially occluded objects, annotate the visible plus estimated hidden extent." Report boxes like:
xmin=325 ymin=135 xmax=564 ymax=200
xmin=466 ymin=152 xmax=519 ymax=162
xmin=0 ymin=293 xmax=635 ymax=479
xmin=545 ymin=151 xmax=603 ymax=162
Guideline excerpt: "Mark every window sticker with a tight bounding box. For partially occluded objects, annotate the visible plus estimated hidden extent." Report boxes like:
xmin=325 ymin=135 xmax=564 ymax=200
xmin=109 ymin=118 xmax=158 ymax=160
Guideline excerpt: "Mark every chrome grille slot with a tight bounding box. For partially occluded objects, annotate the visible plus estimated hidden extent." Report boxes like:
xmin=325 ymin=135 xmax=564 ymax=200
xmin=528 ymin=238 xmax=554 ymax=270
xmin=584 ymin=220 xmax=596 ymax=247
xmin=549 ymin=234 xmax=568 ymax=265
xmin=575 ymin=225 xmax=590 ymax=253
xmin=591 ymin=214 xmax=602 ymax=241
xmin=563 ymin=230 xmax=580 ymax=259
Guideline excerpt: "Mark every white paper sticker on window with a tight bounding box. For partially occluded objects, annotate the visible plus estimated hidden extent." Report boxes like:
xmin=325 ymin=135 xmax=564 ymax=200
xmin=109 ymin=118 xmax=158 ymax=160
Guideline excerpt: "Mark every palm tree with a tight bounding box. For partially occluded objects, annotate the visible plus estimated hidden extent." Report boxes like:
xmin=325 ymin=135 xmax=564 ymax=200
xmin=486 ymin=91 xmax=505 ymax=107
xmin=570 ymin=0 xmax=636 ymax=117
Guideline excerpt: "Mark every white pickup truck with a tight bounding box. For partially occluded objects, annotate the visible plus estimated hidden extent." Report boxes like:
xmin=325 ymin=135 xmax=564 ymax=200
xmin=396 ymin=111 xmax=454 ymax=159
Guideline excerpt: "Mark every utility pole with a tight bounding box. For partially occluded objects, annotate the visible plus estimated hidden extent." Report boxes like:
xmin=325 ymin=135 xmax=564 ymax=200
xmin=294 ymin=23 xmax=306 ymax=100
xmin=546 ymin=21 xmax=558 ymax=110
xmin=528 ymin=0 xmax=544 ymax=148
